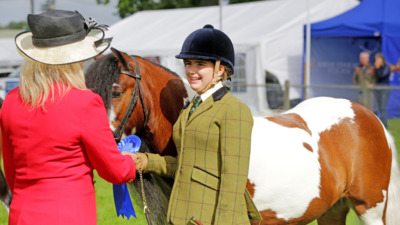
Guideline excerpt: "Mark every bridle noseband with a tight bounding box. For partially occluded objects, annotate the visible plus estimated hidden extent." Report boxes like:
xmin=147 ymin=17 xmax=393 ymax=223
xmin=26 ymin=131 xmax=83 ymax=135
xmin=112 ymin=56 xmax=148 ymax=143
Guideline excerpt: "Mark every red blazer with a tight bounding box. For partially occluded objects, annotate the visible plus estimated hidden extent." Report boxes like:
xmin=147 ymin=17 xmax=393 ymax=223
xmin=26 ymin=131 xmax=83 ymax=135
xmin=0 ymin=86 xmax=136 ymax=225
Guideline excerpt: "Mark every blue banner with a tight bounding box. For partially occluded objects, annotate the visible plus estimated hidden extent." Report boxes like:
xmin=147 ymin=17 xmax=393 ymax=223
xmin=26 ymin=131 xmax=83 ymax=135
xmin=113 ymin=135 xmax=141 ymax=220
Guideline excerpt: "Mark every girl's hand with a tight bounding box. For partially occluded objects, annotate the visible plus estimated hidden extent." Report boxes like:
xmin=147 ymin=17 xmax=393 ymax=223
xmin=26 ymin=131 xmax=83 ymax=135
xmin=135 ymin=153 xmax=148 ymax=171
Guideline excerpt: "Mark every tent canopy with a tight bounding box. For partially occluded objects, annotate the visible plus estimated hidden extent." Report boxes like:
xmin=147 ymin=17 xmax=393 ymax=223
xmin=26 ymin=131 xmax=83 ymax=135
xmin=0 ymin=38 xmax=23 ymax=73
xmin=105 ymin=0 xmax=358 ymax=111
xmin=307 ymin=0 xmax=400 ymax=118
xmin=311 ymin=0 xmax=400 ymax=38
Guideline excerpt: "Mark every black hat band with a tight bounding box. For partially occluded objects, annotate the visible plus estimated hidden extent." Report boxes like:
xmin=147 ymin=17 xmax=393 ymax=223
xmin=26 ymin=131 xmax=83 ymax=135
xmin=32 ymin=29 xmax=86 ymax=48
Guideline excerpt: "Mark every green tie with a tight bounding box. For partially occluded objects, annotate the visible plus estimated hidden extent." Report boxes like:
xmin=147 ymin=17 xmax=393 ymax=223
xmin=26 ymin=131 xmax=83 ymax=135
xmin=188 ymin=96 xmax=202 ymax=119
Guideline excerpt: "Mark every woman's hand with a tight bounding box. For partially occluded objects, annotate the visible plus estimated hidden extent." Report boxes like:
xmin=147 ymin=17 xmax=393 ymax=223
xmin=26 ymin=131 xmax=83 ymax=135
xmin=122 ymin=152 xmax=148 ymax=171
xmin=122 ymin=151 xmax=138 ymax=164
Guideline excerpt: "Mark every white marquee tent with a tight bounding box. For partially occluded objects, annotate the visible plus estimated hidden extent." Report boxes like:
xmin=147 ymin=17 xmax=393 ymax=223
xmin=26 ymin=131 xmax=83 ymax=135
xmin=105 ymin=0 xmax=359 ymax=111
xmin=0 ymin=38 xmax=23 ymax=74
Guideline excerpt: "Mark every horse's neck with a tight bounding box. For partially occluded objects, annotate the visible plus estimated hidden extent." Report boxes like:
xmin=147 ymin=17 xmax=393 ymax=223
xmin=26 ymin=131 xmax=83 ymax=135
xmin=138 ymin=59 xmax=187 ymax=156
xmin=139 ymin=59 xmax=186 ymax=100
xmin=140 ymin=60 xmax=178 ymax=85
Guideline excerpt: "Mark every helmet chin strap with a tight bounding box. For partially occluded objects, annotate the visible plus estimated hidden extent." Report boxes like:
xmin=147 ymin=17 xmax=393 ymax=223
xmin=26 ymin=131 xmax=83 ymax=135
xmin=198 ymin=60 xmax=222 ymax=95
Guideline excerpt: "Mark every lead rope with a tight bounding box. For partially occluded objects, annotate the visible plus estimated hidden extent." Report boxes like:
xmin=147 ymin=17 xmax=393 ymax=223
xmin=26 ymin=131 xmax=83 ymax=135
xmin=139 ymin=168 xmax=152 ymax=225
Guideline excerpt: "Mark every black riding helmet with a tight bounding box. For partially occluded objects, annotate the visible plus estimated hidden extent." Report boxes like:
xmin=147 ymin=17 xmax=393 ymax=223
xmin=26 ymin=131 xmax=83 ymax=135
xmin=176 ymin=24 xmax=235 ymax=74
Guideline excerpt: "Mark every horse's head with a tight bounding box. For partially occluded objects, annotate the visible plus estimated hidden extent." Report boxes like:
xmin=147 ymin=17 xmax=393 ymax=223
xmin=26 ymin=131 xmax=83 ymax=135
xmin=86 ymin=48 xmax=147 ymax=139
xmin=85 ymin=47 xmax=187 ymax=156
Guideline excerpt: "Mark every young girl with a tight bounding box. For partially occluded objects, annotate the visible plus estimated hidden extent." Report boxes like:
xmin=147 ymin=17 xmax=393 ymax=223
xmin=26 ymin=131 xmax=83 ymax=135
xmin=135 ymin=25 xmax=261 ymax=224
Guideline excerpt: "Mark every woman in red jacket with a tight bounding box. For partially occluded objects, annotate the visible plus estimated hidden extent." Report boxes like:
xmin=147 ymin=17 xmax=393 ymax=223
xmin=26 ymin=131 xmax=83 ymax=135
xmin=0 ymin=10 xmax=137 ymax=225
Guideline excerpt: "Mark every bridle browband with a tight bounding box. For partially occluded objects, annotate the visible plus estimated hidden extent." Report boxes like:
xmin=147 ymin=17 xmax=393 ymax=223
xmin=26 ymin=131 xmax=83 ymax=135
xmin=112 ymin=56 xmax=148 ymax=143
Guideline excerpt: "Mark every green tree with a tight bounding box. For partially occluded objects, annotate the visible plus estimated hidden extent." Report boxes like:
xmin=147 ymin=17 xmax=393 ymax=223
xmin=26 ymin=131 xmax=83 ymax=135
xmin=4 ymin=21 xmax=28 ymax=29
xmin=97 ymin=0 xmax=260 ymax=18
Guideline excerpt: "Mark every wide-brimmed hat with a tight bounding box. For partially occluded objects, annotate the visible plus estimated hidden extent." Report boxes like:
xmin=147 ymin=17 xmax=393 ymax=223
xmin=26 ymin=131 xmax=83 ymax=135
xmin=15 ymin=10 xmax=112 ymax=65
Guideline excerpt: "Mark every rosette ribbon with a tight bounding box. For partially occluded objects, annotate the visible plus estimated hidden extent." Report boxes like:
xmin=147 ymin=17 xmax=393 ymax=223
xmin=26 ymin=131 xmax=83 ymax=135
xmin=113 ymin=135 xmax=141 ymax=220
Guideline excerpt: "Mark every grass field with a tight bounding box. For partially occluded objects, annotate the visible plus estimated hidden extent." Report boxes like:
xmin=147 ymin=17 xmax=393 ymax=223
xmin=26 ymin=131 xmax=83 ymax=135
xmin=0 ymin=119 xmax=399 ymax=225
xmin=0 ymin=29 xmax=24 ymax=38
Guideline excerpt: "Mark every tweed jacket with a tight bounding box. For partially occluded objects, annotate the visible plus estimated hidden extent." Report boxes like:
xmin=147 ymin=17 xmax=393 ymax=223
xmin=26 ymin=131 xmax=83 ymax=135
xmin=145 ymin=87 xmax=261 ymax=224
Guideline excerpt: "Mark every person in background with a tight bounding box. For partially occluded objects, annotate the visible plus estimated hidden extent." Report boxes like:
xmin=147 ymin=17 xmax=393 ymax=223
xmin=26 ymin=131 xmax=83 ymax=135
xmin=353 ymin=51 xmax=375 ymax=108
xmin=0 ymin=10 xmax=137 ymax=225
xmin=373 ymin=53 xmax=391 ymax=128
xmin=133 ymin=25 xmax=262 ymax=224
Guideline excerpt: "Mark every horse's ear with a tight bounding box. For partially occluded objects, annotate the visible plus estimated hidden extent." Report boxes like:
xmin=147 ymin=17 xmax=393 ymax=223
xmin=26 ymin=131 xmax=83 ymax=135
xmin=111 ymin=47 xmax=131 ymax=70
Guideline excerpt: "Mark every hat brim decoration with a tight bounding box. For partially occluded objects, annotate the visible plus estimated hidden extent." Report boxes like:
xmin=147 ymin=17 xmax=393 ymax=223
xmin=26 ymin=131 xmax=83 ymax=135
xmin=15 ymin=10 xmax=112 ymax=65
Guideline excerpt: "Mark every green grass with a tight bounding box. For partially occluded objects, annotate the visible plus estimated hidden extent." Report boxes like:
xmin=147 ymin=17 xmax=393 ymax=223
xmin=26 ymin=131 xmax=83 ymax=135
xmin=0 ymin=119 xmax=399 ymax=224
xmin=0 ymin=171 xmax=147 ymax=225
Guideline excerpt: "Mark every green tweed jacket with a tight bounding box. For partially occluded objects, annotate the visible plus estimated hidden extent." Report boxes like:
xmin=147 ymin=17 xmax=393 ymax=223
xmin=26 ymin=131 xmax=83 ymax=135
xmin=145 ymin=87 xmax=261 ymax=225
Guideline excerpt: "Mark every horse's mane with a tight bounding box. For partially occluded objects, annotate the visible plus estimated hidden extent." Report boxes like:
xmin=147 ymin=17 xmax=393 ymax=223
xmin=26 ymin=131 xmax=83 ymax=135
xmin=130 ymin=55 xmax=181 ymax=78
xmin=84 ymin=54 xmax=181 ymax=110
xmin=85 ymin=54 xmax=120 ymax=110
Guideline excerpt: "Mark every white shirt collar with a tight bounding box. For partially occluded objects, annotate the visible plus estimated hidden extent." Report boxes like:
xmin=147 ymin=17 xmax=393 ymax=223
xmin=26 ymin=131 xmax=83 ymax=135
xmin=199 ymin=82 xmax=223 ymax=102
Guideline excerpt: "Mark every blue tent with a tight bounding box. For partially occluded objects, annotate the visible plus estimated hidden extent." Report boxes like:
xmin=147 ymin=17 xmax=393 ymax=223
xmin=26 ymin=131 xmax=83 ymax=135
xmin=305 ymin=0 xmax=400 ymax=118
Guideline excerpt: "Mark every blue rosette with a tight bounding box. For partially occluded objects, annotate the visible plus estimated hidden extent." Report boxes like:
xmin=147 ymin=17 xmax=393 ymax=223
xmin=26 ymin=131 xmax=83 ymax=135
xmin=113 ymin=135 xmax=141 ymax=220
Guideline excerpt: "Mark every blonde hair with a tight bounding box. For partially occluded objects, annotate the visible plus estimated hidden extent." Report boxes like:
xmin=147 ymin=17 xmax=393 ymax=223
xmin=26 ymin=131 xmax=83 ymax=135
xmin=198 ymin=60 xmax=229 ymax=94
xmin=19 ymin=59 xmax=87 ymax=110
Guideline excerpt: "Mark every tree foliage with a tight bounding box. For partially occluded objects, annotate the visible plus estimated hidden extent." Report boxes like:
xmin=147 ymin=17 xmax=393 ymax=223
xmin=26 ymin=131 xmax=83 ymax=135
xmin=97 ymin=0 xmax=261 ymax=18
xmin=1 ymin=22 xmax=28 ymax=29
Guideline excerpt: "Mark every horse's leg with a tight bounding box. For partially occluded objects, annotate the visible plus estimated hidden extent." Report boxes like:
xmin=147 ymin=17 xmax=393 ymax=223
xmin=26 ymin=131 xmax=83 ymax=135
xmin=348 ymin=193 xmax=387 ymax=225
xmin=342 ymin=104 xmax=392 ymax=225
xmin=0 ymin=168 xmax=11 ymax=212
xmin=344 ymin=160 xmax=389 ymax=225
xmin=344 ymin=148 xmax=389 ymax=225
xmin=316 ymin=199 xmax=349 ymax=225
xmin=130 ymin=173 xmax=171 ymax=224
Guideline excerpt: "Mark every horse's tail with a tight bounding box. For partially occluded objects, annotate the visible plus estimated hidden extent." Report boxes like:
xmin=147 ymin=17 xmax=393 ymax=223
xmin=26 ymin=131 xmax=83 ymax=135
xmin=385 ymin=129 xmax=400 ymax=225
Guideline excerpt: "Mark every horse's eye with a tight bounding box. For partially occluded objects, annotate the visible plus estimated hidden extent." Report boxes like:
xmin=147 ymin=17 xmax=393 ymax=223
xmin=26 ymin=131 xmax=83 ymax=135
xmin=112 ymin=91 xmax=123 ymax=98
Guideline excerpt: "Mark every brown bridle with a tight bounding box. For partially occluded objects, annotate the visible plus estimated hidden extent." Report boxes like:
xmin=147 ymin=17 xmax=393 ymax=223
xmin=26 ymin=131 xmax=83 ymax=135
xmin=112 ymin=56 xmax=148 ymax=143
xmin=113 ymin=56 xmax=153 ymax=225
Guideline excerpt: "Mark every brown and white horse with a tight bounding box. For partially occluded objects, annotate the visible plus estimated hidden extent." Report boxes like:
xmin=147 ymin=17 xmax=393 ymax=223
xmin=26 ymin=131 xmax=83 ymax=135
xmin=249 ymin=97 xmax=400 ymax=225
xmin=85 ymin=48 xmax=400 ymax=225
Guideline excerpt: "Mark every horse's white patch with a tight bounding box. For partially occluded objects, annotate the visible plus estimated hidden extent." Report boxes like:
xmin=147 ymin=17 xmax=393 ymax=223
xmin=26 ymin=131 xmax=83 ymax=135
xmin=108 ymin=105 xmax=116 ymax=131
xmin=248 ymin=97 xmax=356 ymax=221
xmin=284 ymin=97 xmax=355 ymax=137
xmin=249 ymin=117 xmax=321 ymax=220
xmin=360 ymin=190 xmax=387 ymax=225
xmin=130 ymin=127 xmax=137 ymax=135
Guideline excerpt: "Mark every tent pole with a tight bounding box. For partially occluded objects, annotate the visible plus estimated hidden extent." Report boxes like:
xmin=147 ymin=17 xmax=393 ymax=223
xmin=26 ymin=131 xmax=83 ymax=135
xmin=305 ymin=0 xmax=311 ymax=100
xmin=31 ymin=0 xmax=34 ymax=14
xmin=219 ymin=0 xmax=223 ymax=30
